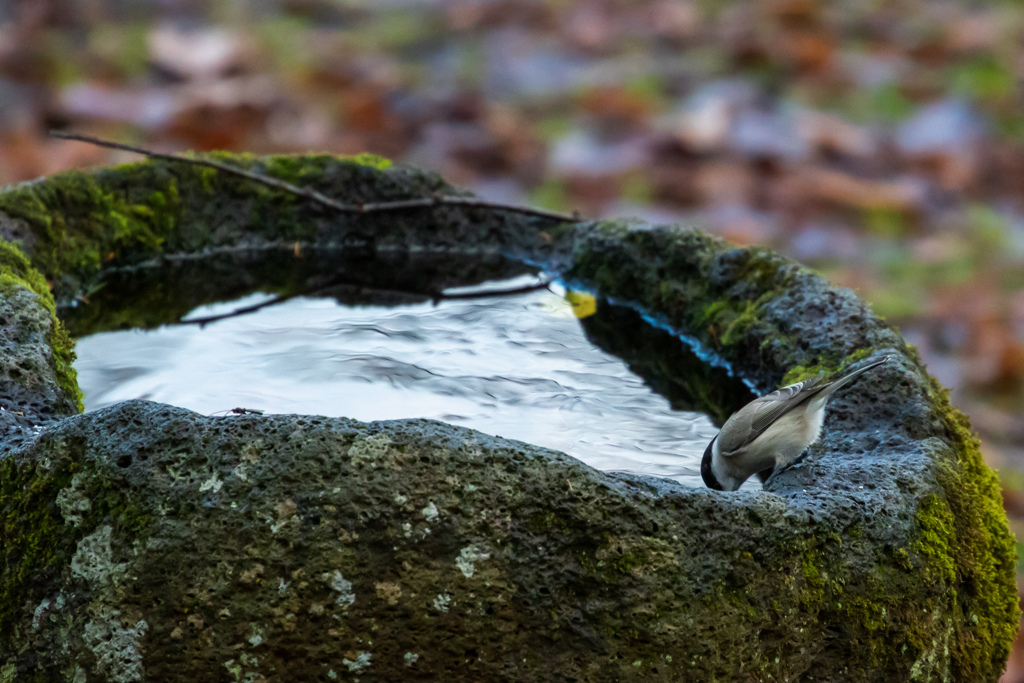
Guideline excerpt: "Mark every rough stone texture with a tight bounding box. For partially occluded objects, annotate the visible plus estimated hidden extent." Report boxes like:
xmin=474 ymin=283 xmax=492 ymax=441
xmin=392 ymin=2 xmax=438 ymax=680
xmin=0 ymin=241 xmax=81 ymax=430
xmin=0 ymin=289 xmax=72 ymax=423
xmin=0 ymin=155 xmax=1017 ymax=681
xmin=0 ymin=402 xmax=972 ymax=681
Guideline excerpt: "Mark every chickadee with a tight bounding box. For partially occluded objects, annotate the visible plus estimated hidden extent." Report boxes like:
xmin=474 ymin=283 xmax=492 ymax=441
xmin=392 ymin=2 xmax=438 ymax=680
xmin=701 ymin=355 xmax=890 ymax=491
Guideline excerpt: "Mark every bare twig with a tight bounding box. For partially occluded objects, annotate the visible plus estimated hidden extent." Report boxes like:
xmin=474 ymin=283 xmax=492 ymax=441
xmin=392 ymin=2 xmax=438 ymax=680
xmin=50 ymin=131 xmax=581 ymax=223
xmin=180 ymin=278 xmax=554 ymax=327
xmin=435 ymin=280 xmax=555 ymax=300
xmin=182 ymin=292 xmax=301 ymax=328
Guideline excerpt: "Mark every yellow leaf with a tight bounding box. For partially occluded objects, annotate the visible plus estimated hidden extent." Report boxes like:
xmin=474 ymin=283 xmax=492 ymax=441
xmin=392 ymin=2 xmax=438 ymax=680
xmin=565 ymin=290 xmax=597 ymax=319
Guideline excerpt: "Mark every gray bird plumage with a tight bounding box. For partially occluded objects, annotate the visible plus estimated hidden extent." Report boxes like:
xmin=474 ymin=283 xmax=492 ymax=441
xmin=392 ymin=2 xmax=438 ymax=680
xmin=701 ymin=355 xmax=890 ymax=491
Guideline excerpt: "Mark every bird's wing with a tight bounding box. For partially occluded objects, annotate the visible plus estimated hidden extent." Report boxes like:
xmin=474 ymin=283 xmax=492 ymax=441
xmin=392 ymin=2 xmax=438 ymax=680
xmin=716 ymin=375 xmax=825 ymax=457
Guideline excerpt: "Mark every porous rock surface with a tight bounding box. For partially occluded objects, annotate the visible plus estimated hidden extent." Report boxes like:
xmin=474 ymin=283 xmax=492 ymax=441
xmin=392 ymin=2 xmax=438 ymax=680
xmin=0 ymin=155 xmax=1017 ymax=682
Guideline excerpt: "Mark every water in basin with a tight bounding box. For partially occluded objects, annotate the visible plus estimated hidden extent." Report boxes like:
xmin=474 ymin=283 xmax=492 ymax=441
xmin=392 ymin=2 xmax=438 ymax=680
xmin=67 ymin=255 xmax=753 ymax=487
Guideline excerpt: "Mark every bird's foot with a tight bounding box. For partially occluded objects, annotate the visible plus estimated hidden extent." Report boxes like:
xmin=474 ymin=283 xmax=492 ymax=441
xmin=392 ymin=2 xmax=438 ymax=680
xmin=763 ymin=450 xmax=811 ymax=488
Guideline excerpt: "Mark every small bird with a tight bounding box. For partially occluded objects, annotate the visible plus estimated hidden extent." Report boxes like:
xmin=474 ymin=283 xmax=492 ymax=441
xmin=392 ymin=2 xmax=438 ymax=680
xmin=701 ymin=355 xmax=890 ymax=491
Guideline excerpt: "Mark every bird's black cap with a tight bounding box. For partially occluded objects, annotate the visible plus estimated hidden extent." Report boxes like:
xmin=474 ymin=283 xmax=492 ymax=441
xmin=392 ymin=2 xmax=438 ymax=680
xmin=701 ymin=436 xmax=723 ymax=491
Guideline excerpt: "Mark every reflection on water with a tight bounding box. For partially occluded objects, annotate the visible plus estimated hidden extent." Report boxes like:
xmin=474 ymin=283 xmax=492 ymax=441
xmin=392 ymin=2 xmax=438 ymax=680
xmin=74 ymin=275 xmax=726 ymax=485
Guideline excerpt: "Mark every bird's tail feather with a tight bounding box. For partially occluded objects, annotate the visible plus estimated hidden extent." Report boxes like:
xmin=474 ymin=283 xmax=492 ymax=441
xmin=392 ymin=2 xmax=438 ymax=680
xmin=821 ymin=355 xmax=891 ymax=396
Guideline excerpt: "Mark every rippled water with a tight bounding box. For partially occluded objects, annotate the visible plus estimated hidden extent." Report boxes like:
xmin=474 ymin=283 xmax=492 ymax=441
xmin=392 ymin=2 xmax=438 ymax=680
xmin=73 ymin=275 xmax=723 ymax=485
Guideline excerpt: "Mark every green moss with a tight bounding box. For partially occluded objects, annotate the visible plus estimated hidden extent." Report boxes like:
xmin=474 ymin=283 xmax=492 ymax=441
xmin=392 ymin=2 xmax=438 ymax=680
xmin=574 ymin=534 xmax=671 ymax=589
xmin=843 ymin=597 xmax=888 ymax=633
xmin=609 ymin=547 xmax=649 ymax=575
xmin=0 ymin=152 xmax=396 ymax=301
xmin=343 ymin=153 xmax=393 ymax=171
xmin=722 ymin=300 xmax=761 ymax=346
xmin=573 ymin=231 xmax=803 ymax=370
xmin=258 ymin=152 xmax=391 ymax=181
xmin=0 ymin=239 xmax=51 ymax=301
xmin=0 ymin=167 xmax=170 ymax=285
xmin=196 ymin=165 xmax=218 ymax=195
xmin=781 ymin=348 xmax=873 ymax=387
xmin=0 ymin=458 xmax=73 ymax=638
xmin=0 ymin=240 xmax=82 ymax=412
xmin=677 ymin=242 xmax=1021 ymax=677
xmin=915 ymin=377 xmax=1020 ymax=679
xmin=741 ymin=247 xmax=790 ymax=291
xmin=911 ymin=495 xmax=956 ymax=584
xmin=49 ymin=320 xmax=83 ymax=412
xmin=801 ymin=550 xmax=823 ymax=589
xmin=528 ymin=509 xmax=568 ymax=534
xmin=703 ymin=293 xmax=773 ymax=346
xmin=0 ymin=447 xmax=154 ymax=642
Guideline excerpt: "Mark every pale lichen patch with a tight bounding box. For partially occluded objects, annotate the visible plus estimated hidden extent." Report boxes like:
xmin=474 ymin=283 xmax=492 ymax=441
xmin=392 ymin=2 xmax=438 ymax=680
xmin=83 ymin=616 xmax=148 ymax=683
xmin=347 ymin=432 xmax=393 ymax=465
xmin=343 ymin=651 xmax=372 ymax=672
xmin=71 ymin=525 xmax=127 ymax=587
xmin=433 ymin=593 xmax=452 ymax=613
xmin=199 ymin=473 xmax=223 ymax=493
xmin=456 ymin=545 xmax=491 ymax=579
xmin=239 ymin=439 xmax=264 ymax=463
xmin=223 ymin=659 xmax=243 ymax=681
xmin=56 ymin=472 xmax=92 ymax=527
xmin=232 ymin=463 xmax=250 ymax=482
xmin=323 ymin=570 xmax=355 ymax=608
xmin=31 ymin=597 xmax=50 ymax=631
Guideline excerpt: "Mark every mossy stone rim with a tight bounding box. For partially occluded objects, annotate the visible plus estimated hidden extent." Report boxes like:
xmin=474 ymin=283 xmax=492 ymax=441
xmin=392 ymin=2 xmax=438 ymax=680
xmin=0 ymin=154 xmax=1016 ymax=681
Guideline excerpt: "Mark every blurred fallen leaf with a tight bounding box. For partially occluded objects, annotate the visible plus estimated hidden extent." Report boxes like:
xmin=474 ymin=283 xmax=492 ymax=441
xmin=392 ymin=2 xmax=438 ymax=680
xmin=806 ymin=167 xmax=927 ymax=213
xmin=149 ymin=25 xmax=255 ymax=81
xmin=796 ymin=109 xmax=878 ymax=158
xmin=579 ymin=86 xmax=655 ymax=133
xmin=694 ymin=160 xmax=755 ymax=205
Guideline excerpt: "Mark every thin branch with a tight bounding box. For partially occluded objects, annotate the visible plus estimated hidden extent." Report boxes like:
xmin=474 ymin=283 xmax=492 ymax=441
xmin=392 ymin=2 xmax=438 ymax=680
xmin=180 ymin=278 xmax=554 ymax=327
xmin=50 ymin=131 xmax=581 ymax=223
xmin=182 ymin=292 xmax=300 ymax=328
xmin=436 ymin=280 xmax=554 ymax=300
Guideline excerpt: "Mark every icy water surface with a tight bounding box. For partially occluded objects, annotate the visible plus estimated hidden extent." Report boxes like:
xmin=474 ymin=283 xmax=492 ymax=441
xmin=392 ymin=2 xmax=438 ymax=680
xmin=73 ymin=276 xmax=735 ymax=485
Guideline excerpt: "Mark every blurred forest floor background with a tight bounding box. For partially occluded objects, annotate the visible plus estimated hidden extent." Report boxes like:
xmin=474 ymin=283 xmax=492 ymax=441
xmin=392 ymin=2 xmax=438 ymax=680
xmin=4 ymin=0 xmax=1024 ymax=675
